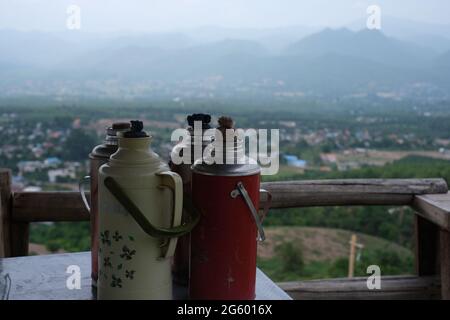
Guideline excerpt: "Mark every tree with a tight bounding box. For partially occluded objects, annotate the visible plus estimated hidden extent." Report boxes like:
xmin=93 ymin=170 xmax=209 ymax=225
xmin=46 ymin=240 xmax=61 ymax=253
xmin=62 ymin=129 xmax=98 ymax=161
xmin=275 ymin=242 xmax=304 ymax=273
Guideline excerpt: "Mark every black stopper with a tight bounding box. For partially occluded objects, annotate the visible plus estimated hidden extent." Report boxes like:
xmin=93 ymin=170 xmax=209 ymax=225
xmin=218 ymin=116 xmax=234 ymax=130
xmin=123 ymin=120 xmax=148 ymax=138
xmin=187 ymin=113 xmax=211 ymax=130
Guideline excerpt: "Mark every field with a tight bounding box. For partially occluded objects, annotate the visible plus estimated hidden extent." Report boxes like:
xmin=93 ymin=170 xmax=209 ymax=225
xmin=333 ymin=150 xmax=450 ymax=167
xmin=257 ymin=226 xmax=414 ymax=282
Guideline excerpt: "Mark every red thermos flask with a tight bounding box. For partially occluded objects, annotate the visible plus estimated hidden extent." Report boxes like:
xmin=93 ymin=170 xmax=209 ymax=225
xmin=189 ymin=117 xmax=271 ymax=300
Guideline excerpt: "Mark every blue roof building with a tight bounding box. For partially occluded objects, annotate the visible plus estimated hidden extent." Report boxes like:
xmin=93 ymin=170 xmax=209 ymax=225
xmin=44 ymin=157 xmax=62 ymax=166
xmin=283 ymin=154 xmax=307 ymax=168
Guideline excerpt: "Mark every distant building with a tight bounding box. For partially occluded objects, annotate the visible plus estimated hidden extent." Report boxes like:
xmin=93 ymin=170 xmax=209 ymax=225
xmin=48 ymin=168 xmax=76 ymax=183
xmin=439 ymin=148 xmax=450 ymax=156
xmin=436 ymin=139 xmax=450 ymax=147
xmin=320 ymin=153 xmax=337 ymax=163
xmin=283 ymin=154 xmax=307 ymax=168
xmin=23 ymin=186 xmax=42 ymax=192
xmin=12 ymin=175 xmax=25 ymax=192
xmin=72 ymin=118 xmax=81 ymax=128
xmin=337 ymin=161 xmax=360 ymax=171
xmin=279 ymin=121 xmax=296 ymax=128
xmin=17 ymin=161 xmax=43 ymax=173
xmin=44 ymin=157 xmax=62 ymax=167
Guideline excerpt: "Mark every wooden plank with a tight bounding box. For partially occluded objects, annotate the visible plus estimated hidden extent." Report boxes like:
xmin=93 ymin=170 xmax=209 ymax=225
xmin=261 ymin=178 xmax=448 ymax=209
xmin=441 ymin=229 xmax=450 ymax=300
xmin=0 ymin=168 xmax=12 ymax=257
xmin=15 ymin=191 xmax=410 ymax=222
xmin=278 ymin=275 xmax=441 ymax=300
xmin=11 ymin=179 xmax=448 ymax=222
xmin=0 ymin=252 xmax=290 ymax=300
xmin=415 ymin=215 xmax=440 ymax=276
xmin=12 ymin=192 xmax=90 ymax=222
xmin=413 ymin=193 xmax=450 ymax=230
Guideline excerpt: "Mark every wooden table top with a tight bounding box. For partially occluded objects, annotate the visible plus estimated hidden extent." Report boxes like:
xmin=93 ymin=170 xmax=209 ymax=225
xmin=0 ymin=251 xmax=291 ymax=300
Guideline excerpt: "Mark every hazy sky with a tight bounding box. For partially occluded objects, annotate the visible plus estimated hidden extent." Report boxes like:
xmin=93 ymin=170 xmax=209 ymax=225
xmin=1 ymin=0 xmax=449 ymax=32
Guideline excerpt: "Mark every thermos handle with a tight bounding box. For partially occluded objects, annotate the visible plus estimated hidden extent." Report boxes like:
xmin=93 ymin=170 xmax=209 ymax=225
xmin=79 ymin=175 xmax=91 ymax=213
xmin=103 ymin=176 xmax=200 ymax=254
xmin=232 ymin=181 xmax=266 ymax=242
xmin=156 ymin=171 xmax=183 ymax=259
xmin=259 ymin=189 xmax=272 ymax=223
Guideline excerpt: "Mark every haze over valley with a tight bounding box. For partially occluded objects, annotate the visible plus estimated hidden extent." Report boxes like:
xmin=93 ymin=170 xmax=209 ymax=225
xmin=1 ymin=15 xmax=450 ymax=101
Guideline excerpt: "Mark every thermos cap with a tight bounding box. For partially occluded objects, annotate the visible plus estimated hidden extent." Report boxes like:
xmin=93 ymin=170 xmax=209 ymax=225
xmin=191 ymin=115 xmax=260 ymax=177
xmin=106 ymin=122 xmax=131 ymax=137
xmin=187 ymin=113 xmax=212 ymax=130
xmin=90 ymin=122 xmax=131 ymax=159
xmin=123 ymin=120 xmax=149 ymax=138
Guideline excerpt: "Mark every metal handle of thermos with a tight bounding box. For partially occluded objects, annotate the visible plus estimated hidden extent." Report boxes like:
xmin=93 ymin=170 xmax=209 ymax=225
xmin=232 ymin=181 xmax=269 ymax=242
xmin=79 ymin=175 xmax=91 ymax=213
xmin=103 ymin=175 xmax=200 ymax=258
xmin=156 ymin=171 xmax=183 ymax=259
xmin=259 ymin=188 xmax=272 ymax=223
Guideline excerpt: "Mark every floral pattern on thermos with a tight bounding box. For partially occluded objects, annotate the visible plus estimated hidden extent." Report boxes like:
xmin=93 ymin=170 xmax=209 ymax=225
xmin=99 ymin=230 xmax=136 ymax=288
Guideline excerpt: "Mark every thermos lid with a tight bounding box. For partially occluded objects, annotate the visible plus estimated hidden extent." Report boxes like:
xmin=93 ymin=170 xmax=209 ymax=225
xmin=90 ymin=122 xmax=131 ymax=159
xmin=187 ymin=113 xmax=212 ymax=130
xmin=191 ymin=116 xmax=260 ymax=177
xmin=123 ymin=120 xmax=149 ymax=138
xmin=185 ymin=113 xmax=213 ymax=144
xmin=186 ymin=113 xmax=213 ymax=142
xmin=106 ymin=122 xmax=131 ymax=137
xmin=170 ymin=113 xmax=213 ymax=163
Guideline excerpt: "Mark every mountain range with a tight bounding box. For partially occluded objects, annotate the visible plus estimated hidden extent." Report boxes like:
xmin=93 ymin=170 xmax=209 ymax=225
xmin=1 ymin=23 xmax=449 ymax=100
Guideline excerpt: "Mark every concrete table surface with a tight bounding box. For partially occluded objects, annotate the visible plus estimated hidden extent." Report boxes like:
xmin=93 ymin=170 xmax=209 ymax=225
xmin=0 ymin=251 xmax=292 ymax=300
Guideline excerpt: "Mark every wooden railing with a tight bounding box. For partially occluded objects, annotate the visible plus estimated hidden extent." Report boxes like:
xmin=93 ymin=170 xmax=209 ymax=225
xmin=1 ymin=168 xmax=449 ymax=299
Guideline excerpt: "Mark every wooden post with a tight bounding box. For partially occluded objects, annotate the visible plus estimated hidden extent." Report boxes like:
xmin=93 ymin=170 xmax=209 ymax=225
xmin=10 ymin=222 xmax=29 ymax=257
xmin=415 ymin=215 xmax=440 ymax=276
xmin=348 ymin=234 xmax=357 ymax=278
xmin=0 ymin=168 xmax=12 ymax=257
xmin=398 ymin=207 xmax=405 ymax=244
xmin=440 ymin=229 xmax=450 ymax=299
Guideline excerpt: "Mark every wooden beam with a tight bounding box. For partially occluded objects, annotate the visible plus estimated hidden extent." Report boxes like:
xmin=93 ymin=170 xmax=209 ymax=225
xmin=413 ymin=193 xmax=450 ymax=231
xmin=441 ymin=229 xmax=450 ymax=300
xmin=13 ymin=192 xmax=90 ymax=222
xmin=278 ymin=275 xmax=441 ymax=300
xmin=0 ymin=168 xmax=12 ymax=257
xmin=261 ymin=178 xmax=448 ymax=209
xmin=10 ymin=179 xmax=448 ymax=222
xmin=415 ymin=215 xmax=440 ymax=276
